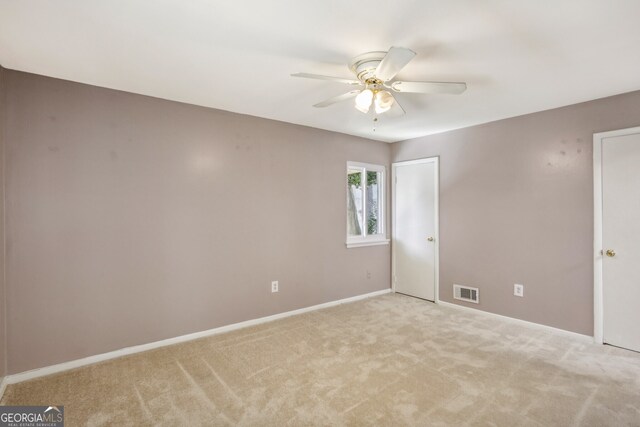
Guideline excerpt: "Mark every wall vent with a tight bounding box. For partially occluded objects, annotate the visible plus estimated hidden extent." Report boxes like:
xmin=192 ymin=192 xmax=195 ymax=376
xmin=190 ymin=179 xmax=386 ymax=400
xmin=453 ymin=284 xmax=479 ymax=304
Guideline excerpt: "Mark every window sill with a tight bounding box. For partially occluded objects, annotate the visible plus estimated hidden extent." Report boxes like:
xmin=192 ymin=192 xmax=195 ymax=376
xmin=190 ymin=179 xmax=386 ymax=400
xmin=346 ymin=239 xmax=390 ymax=249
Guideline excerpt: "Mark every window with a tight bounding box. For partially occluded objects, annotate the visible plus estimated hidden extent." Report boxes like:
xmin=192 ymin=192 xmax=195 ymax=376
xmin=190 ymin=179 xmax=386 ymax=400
xmin=346 ymin=162 xmax=389 ymax=248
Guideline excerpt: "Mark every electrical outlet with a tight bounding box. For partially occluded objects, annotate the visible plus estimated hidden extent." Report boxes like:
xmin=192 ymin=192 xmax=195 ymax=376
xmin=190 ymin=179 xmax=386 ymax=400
xmin=366 ymin=270 xmax=371 ymax=279
xmin=514 ymin=284 xmax=524 ymax=297
xmin=271 ymin=281 xmax=279 ymax=293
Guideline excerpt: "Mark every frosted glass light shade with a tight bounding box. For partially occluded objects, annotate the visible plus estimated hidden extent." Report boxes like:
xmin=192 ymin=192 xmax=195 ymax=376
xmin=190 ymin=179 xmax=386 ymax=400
xmin=355 ymin=89 xmax=373 ymax=113
xmin=374 ymin=90 xmax=394 ymax=114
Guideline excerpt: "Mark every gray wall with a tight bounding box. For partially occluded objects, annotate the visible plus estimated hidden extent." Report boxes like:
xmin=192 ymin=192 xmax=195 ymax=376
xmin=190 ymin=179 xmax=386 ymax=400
xmin=0 ymin=66 xmax=6 ymax=379
xmin=392 ymin=90 xmax=640 ymax=335
xmin=3 ymin=70 xmax=391 ymax=374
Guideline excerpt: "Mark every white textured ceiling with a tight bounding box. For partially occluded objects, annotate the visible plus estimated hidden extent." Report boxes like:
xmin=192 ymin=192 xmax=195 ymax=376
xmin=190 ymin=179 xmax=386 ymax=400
xmin=1 ymin=1 xmax=640 ymax=142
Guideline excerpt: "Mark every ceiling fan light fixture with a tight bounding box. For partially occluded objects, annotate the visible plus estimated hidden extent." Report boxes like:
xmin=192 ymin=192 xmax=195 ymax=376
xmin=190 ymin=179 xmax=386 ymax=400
xmin=294 ymin=46 xmax=466 ymax=117
xmin=355 ymin=89 xmax=373 ymax=113
xmin=374 ymin=90 xmax=394 ymax=114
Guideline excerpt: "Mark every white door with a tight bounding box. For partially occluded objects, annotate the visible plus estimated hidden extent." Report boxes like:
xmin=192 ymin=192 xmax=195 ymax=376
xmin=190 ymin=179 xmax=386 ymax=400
xmin=393 ymin=158 xmax=438 ymax=301
xmin=601 ymin=129 xmax=640 ymax=352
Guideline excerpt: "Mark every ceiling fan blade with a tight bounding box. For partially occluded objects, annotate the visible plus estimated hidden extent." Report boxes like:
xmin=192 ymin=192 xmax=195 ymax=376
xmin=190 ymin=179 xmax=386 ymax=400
xmin=391 ymin=81 xmax=467 ymax=94
xmin=387 ymin=94 xmax=406 ymax=117
xmin=291 ymin=73 xmax=361 ymax=86
xmin=313 ymin=90 xmax=362 ymax=108
xmin=375 ymin=47 xmax=416 ymax=82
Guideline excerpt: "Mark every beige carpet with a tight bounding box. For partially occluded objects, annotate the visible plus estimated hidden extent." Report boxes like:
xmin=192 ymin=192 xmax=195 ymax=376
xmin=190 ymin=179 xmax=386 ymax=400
xmin=3 ymin=293 xmax=640 ymax=426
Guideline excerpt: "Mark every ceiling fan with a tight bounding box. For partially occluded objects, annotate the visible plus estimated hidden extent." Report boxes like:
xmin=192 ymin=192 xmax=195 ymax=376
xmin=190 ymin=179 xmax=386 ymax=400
xmin=292 ymin=46 xmax=466 ymax=116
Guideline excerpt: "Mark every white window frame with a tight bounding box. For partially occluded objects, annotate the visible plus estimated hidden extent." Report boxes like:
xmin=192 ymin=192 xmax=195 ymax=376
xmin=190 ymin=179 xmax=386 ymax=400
xmin=346 ymin=161 xmax=389 ymax=248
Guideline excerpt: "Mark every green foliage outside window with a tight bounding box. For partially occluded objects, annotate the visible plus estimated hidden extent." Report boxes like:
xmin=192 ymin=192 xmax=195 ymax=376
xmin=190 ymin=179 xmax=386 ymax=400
xmin=348 ymin=171 xmax=378 ymax=188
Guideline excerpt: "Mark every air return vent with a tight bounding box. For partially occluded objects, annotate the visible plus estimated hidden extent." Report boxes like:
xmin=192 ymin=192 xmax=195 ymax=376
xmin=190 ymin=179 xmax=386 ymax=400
xmin=453 ymin=284 xmax=479 ymax=304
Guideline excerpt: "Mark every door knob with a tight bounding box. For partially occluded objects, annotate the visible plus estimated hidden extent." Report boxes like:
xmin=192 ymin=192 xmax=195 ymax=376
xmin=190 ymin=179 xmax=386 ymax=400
xmin=427 ymin=237 xmax=434 ymax=242
xmin=605 ymin=249 xmax=616 ymax=257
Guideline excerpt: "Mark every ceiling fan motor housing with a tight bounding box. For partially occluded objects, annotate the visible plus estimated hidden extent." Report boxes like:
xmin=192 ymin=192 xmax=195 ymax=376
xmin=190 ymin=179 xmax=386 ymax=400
xmin=349 ymin=51 xmax=387 ymax=82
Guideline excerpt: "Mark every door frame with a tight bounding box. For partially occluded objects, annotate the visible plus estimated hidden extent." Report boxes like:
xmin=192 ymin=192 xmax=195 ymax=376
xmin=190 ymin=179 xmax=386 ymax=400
xmin=391 ymin=157 xmax=440 ymax=303
xmin=593 ymin=126 xmax=640 ymax=344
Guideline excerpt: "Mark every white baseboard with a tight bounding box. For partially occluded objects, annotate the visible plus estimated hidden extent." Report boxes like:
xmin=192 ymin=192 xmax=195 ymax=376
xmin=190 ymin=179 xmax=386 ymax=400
xmin=5 ymin=288 xmax=391 ymax=385
xmin=0 ymin=376 xmax=7 ymax=401
xmin=437 ymin=300 xmax=594 ymax=343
